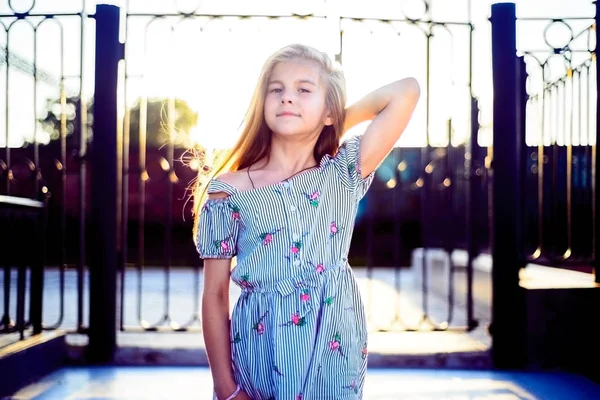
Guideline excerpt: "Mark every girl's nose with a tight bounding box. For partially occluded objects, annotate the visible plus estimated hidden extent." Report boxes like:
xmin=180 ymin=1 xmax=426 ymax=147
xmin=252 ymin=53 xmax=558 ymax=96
xmin=281 ymin=91 xmax=293 ymax=104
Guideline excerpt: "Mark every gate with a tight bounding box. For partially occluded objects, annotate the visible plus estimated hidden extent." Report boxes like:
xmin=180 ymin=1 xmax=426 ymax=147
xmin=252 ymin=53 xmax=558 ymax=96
xmin=489 ymin=1 xmax=598 ymax=367
xmin=1 ymin=0 xmax=483 ymax=358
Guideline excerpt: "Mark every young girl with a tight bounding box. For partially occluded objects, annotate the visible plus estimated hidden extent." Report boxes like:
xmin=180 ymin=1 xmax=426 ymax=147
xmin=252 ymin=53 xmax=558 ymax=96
xmin=194 ymin=44 xmax=420 ymax=400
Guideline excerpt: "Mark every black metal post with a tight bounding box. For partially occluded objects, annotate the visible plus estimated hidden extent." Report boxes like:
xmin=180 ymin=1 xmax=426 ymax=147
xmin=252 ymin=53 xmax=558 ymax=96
xmin=89 ymin=3 xmax=122 ymax=363
xmin=594 ymin=0 xmax=600 ymax=284
xmin=518 ymin=56 xmax=528 ymax=271
xmin=29 ymin=190 xmax=47 ymax=335
xmin=490 ymin=2 xmax=527 ymax=369
xmin=466 ymin=96 xmax=479 ymax=331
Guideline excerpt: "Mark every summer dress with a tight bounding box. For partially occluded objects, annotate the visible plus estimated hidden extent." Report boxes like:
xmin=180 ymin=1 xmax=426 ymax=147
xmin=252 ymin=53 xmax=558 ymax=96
xmin=197 ymin=135 xmax=375 ymax=400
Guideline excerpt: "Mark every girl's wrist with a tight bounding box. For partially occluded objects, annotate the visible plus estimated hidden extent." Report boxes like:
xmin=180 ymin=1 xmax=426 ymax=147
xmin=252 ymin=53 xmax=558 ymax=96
xmin=216 ymin=384 xmax=240 ymax=400
xmin=215 ymin=380 xmax=239 ymax=399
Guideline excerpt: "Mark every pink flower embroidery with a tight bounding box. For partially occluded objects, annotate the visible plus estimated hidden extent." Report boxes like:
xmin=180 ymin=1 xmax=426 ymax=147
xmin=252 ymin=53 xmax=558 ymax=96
xmin=280 ymin=312 xmax=306 ymax=327
xmin=330 ymin=222 xmax=338 ymax=235
xmin=362 ymin=346 xmax=368 ymax=359
xmin=230 ymin=205 xmax=241 ymax=220
xmin=329 ymin=333 xmax=345 ymax=357
xmin=220 ymin=241 xmax=230 ymax=252
xmin=291 ymin=313 xmax=301 ymax=325
xmin=252 ymin=311 xmax=268 ymax=335
xmin=291 ymin=245 xmax=300 ymax=254
xmin=300 ymin=290 xmax=310 ymax=302
xmin=240 ymin=274 xmax=251 ymax=288
xmin=329 ymin=222 xmax=343 ymax=240
xmin=259 ymin=228 xmax=284 ymax=246
xmin=262 ymin=233 xmax=273 ymax=245
xmin=254 ymin=322 xmax=264 ymax=335
xmin=214 ymin=237 xmax=232 ymax=253
xmin=315 ymin=263 xmax=325 ymax=273
xmin=296 ymin=394 xmax=303 ymax=400
xmin=305 ymin=190 xmax=320 ymax=207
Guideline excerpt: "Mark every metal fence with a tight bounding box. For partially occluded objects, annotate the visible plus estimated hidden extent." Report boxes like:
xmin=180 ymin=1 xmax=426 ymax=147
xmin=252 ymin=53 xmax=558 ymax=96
xmin=489 ymin=0 xmax=598 ymax=368
xmin=520 ymin=14 xmax=597 ymax=272
xmin=0 ymin=0 xmax=485 ymax=353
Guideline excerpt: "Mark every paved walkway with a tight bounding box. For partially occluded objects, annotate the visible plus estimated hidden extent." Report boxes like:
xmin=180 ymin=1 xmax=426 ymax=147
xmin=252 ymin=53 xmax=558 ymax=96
xmin=9 ymin=365 xmax=600 ymax=399
xmin=2 ymin=249 xmax=494 ymax=366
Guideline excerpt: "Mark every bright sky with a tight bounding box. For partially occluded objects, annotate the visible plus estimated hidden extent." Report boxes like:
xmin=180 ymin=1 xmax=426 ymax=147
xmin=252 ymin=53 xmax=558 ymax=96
xmin=0 ymin=0 xmax=596 ymax=149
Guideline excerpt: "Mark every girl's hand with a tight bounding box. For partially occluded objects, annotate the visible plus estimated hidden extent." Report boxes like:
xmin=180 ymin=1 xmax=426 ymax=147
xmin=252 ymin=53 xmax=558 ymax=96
xmin=234 ymin=390 xmax=251 ymax=399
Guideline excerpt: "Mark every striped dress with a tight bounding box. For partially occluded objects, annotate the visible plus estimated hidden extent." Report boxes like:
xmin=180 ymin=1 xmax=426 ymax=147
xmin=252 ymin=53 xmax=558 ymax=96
xmin=196 ymin=135 xmax=375 ymax=400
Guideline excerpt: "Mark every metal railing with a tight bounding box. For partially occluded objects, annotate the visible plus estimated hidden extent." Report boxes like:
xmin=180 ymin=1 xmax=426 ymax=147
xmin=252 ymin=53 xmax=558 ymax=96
xmin=520 ymin=14 xmax=597 ymax=272
xmin=1 ymin=1 xmax=483 ymax=357
xmin=489 ymin=0 xmax=599 ymax=369
xmin=0 ymin=194 xmax=47 ymax=341
xmin=0 ymin=0 xmax=91 ymax=346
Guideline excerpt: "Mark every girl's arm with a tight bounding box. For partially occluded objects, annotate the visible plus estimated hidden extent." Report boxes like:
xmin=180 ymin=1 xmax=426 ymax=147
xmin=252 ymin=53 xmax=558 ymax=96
xmin=344 ymin=77 xmax=421 ymax=178
xmin=202 ymin=257 xmax=238 ymax=399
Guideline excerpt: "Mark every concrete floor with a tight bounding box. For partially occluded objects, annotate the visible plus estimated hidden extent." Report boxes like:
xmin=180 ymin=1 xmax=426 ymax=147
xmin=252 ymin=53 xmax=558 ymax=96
xmin=8 ymin=366 xmax=600 ymax=400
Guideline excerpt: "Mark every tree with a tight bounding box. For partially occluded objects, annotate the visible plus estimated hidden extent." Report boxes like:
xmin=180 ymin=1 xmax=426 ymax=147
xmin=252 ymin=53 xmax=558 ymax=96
xmin=38 ymin=96 xmax=198 ymax=149
xmin=128 ymin=97 xmax=198 ymax=149
xmin=38 ymin=95 xmax=93 ymax=147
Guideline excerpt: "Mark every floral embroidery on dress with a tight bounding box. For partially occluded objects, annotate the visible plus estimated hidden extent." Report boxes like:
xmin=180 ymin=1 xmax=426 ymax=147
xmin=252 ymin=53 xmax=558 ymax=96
xmin=240 ymin=273 xmax=253 ymax=289
xmin=232 ymin=332 xmax=241 ymax=344
xmin=300 ymin=289 xmax=310 ymax=302
xmin=342 ymin=379 xmax=359 ymax=394
xmin=329 ymin=221 xmax=344 ymax=239
xmin=361 ymin=344 xmax=368 ymax=359
xmin=324 ymin=296 xmax=335 ymax=306
xmin=296 ymin=393 xmax=303 ymax=400
xmin=314 ymin=263 xmax=325 ymax=274
xmin=273 ymin=365 xmax=284 ymax=377
xmin=280 ymin=312 xmax=306 ymax=327
xmin=329 ymin=333 xmax=345 ymax=357
xmin=260 ymin=228 xmax=284 ymax=245
xmin=348 ymin=162 xmax=356 ymax=174
xmin=230 ymin=204 xmax=241 ymax=220
xmin=252 ymin=311 xmax=269 ymax=335
xmin=286 ymin=232 xmax=309 ymax=263
xmin=303 ymin=190 xmax=321 ymax=207
xmin=213 ymin=235 xmax=232 ymax=253
xmin=291 ymin=240 xmax=303 ymax=254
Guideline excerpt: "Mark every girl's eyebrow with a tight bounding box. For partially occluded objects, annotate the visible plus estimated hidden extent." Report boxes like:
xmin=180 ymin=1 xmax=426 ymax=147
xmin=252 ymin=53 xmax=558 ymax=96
xmin=268 ymin=79 xmax=317 ymax=86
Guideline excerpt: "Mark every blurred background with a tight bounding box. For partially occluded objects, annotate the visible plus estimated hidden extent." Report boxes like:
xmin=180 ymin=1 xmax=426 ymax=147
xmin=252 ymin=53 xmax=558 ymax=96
xmin=1 ymin=1 xmax=599 ymax=398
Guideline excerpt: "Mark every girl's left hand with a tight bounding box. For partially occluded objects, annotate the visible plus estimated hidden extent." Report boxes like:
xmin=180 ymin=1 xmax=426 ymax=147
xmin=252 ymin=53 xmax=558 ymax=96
xmin=234 ymin=390 xmax=252 ymax=399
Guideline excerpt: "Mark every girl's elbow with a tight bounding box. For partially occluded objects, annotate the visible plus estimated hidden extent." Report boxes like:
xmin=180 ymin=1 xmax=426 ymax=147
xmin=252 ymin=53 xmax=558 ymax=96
xmin=401 ymin=77 xmax=421 ymax=99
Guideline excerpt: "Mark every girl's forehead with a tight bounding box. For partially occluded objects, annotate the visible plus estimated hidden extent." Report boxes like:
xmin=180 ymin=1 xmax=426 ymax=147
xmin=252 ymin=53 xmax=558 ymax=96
xmin=269 ymin=59 xmax=323 ymax=85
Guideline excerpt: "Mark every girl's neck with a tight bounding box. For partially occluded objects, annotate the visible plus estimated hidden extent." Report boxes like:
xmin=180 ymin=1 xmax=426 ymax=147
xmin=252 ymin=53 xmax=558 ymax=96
xmin=261 ymin=136 xmax=319 ymax=175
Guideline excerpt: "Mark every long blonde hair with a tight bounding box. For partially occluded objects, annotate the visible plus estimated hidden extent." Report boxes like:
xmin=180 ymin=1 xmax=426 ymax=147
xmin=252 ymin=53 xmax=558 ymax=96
xmin=192 ymin=44 xmax=347 ymax=239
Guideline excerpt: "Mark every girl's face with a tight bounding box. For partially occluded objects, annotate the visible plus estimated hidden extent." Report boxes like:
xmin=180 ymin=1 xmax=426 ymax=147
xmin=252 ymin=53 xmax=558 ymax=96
xmin=264 ymin=59 xmax=332 ymax=139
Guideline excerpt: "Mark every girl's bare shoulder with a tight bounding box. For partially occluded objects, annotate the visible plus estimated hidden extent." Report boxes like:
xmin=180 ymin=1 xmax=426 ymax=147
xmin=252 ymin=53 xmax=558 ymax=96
xmin=214 ymin=170 xmax=252 ymax=193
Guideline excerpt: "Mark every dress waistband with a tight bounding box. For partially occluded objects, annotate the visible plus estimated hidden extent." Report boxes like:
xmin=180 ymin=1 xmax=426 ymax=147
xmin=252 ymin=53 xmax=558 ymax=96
xmin=239 ymin=259 xmax=349 ymax=297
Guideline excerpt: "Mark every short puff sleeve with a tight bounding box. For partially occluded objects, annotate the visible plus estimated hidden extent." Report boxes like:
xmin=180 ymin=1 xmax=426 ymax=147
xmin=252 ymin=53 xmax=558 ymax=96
xmin=195 ymin=185 xmax=240 ymax=259
xmin=332 ymin=135 xmax=375 ymax=199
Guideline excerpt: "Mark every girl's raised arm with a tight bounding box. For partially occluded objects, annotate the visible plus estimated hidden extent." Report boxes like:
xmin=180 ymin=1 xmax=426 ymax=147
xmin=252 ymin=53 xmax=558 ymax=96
xmin=344 ymin=77 xmax=421 ymax=178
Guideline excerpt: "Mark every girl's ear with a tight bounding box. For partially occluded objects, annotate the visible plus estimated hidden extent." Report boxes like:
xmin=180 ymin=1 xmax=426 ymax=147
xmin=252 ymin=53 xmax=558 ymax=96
xmin=323 ymin=112 xmax=333 ymax=126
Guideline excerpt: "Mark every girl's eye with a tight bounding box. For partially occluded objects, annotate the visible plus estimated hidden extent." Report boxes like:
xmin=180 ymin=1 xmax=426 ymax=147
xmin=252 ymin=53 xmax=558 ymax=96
xmin=270 ymin=88 xmax=282 ymax=93
xmin=299 ymin=88 xmax=310 ymax=93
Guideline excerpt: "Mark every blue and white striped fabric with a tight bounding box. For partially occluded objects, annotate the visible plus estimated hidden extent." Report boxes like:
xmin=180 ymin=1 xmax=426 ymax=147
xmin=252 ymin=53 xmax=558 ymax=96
xmin=197 ymin=135 xmax=375 ymax=400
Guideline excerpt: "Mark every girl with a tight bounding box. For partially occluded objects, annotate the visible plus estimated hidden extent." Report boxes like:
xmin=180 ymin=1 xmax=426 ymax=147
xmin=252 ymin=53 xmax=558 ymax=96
xmin=194 ymin=44 xmax=420 ymax=400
